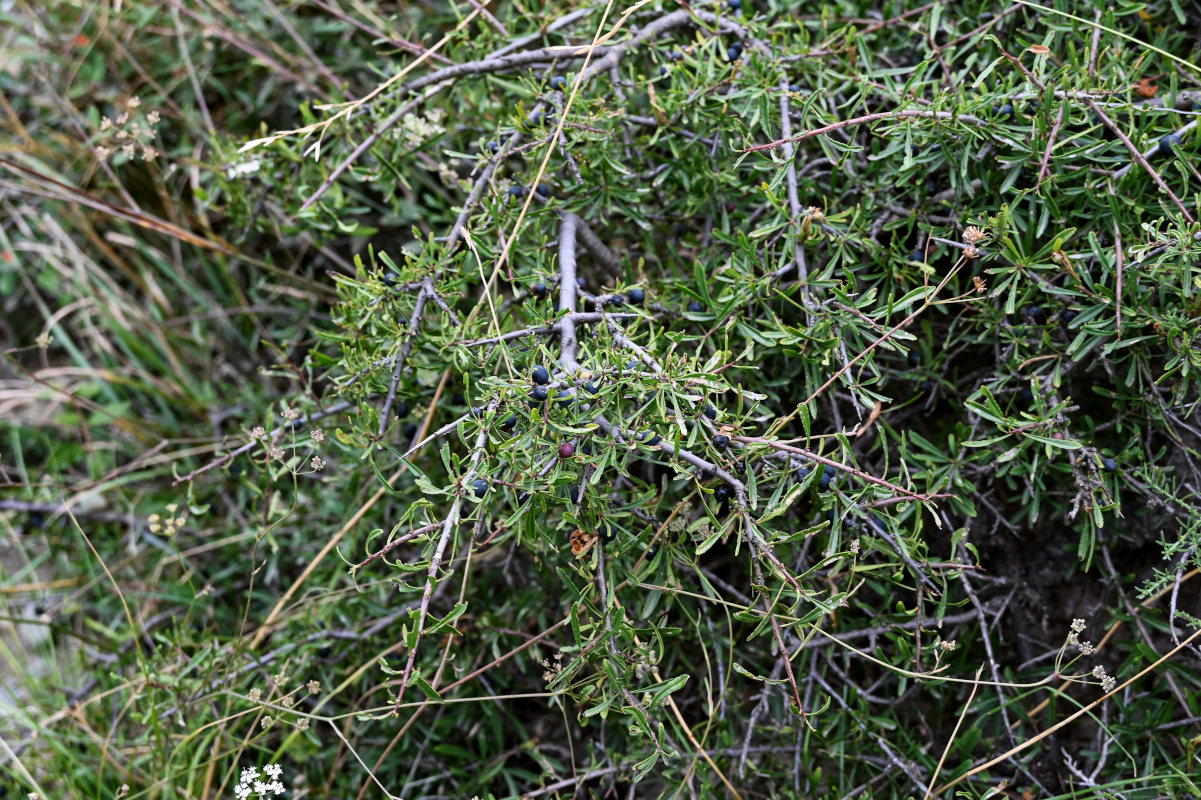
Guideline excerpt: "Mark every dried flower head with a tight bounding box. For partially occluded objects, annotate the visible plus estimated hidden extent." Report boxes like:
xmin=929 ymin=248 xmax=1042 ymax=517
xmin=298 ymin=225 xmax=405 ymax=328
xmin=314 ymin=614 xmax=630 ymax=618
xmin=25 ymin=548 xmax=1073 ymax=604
xmin=962 ymin=225 xmax=987 ymax=244
xmin=311 ymin=429 xmax=325 ymax=443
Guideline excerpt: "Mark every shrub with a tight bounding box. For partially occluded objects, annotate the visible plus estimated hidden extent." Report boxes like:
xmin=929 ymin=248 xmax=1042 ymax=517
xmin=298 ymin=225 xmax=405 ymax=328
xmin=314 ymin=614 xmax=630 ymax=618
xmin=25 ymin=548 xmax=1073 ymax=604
xmin=2 ymin=2 xmax=1201 ymax=799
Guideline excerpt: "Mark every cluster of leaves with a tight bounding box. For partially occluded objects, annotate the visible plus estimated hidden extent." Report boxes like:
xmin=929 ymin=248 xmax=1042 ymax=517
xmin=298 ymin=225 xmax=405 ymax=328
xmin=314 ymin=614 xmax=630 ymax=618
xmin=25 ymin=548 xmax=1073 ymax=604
xmin=3 ymin=1 xmax=1201 ymax=799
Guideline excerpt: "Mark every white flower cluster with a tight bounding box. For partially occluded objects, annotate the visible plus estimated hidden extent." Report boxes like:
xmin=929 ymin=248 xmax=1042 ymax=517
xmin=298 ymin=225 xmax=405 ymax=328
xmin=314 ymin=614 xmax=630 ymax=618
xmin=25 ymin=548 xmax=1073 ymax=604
xmin=95 ymin=96 xmax=160 ymax=161
xmin=235 ymin=764 xmax=285 ymax=800
xmin=1066 ymin=618 xmax=1095 ymax=654
xmin=395 ymin=107 xmax=446 ymax=149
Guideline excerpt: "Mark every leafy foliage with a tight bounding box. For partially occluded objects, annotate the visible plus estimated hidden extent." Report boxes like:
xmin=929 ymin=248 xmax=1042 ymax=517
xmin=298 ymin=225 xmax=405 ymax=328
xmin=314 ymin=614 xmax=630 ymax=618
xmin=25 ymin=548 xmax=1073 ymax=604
xmin=3 ymin=1 xmax=1201 ymax=799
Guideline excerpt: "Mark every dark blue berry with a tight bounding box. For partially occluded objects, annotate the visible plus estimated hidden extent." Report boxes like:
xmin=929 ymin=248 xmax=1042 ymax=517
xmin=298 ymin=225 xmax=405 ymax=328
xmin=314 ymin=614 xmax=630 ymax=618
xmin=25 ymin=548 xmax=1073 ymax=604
xmin=646 ymin=544 xmax=659 ymax=558
xmin=532 ymin=282 xmax=548 ymax=298
xmin=471 ymin=406 xmax=483 ymax=418
xmin=471 ymin=478 xmax=489 ymax=498
xmin=1159 ymin=132 xmax=1183 ymax=155
xmin=581 ymin=441 xmax=593 ymax=455
xmin=734 ymin=460 xmax=746 ymax=475
xmin=819 ymin=472 xmax=833 ymax=491
xmin=528 ymin=110 xmax=545 ymax=126
xmin=554 ymin=389 xmax=574 ymax=406
xmin=727 ymin=46 xmax=741 ymax=62
xmin=626 ymin=359 xmax=641 ymax=372
xmin=508 ymin=184 xmax=525 ymax=198
xmin=28 ymin=512 xmax=45 ymax=529
xmin=907 ymin=351 xmax=920 ymax=367
xmin=531 ymin=365 xmax=550 ymax=385
xmin=703 ymin=404 xmax=717 ymax=421
xmin=727 ymin=0 xmax=741 ymax=7
xmin=383 ymin=272 xmax=399 ymax=287
xmin=517 ymin=490 xmax=530 ymax=504
xmin=486 ymin=141 xmax=500 ymax=155
xmin=669 ymin=51 xmax=683 ymax=62
xmin=1059 ymin=309 xmax=1077 ymax=326
xmin=576 ymin=276 xmax=586 ymax=289
xmin=688 ymin=301 xmax=704 ymax=313
xmin=395 ymin=401 xmax=409 ymax=418
xmin=643 ymin=432 xmax=661 ymax=446
xmin=610 ymin=294 xmax=625 ymax=307
xmin=1102 ymin=457 xmax=1118 ymax=473
xmin=714 ymin=434 xmax=730 ymax=449
xmin=823 ymin=464 xmax=836 ymax=476
xmin=530 ymin=385 xmax=549 ymax=402
xmin=993 ymin=103 xmax=1014 ymax=118
xmin=535 ymin=183 xmax=551 ymax=199
xmin=660 ymin=66 xmax=668 ymax=76
xmin=452 ymin=392 xmax=465 ymax=405
xmin=502 ymin=414 xmax=518 ymax=431
xmin=599 ymin=524 xmax=615 ymax=542
xmin=549 ymin=76 xmax=567 ymax=91
xmin=789 ymin=83 xmax=800 ymax=93
xmin=796 ymin=467 xmax=811 ymax=481
xmin=714 ymin=484 xmax=732 ymax=502
xmin=628 ymin=287 xmax=645 ymax=304
xmin=403 ymin=422 xmax=418 ymax=438
xmin=919 ymin=380 xmax=934 ymax=392
xmin=584 ymin=382 xmax=600 ymax=395
xmin=910 ymin=249 xmax=925 ymax=262
xmin=1017 ymin=386 xmax=1034 ymax=405
xmin=1027 ymin=305 xmax=1044 ymax=322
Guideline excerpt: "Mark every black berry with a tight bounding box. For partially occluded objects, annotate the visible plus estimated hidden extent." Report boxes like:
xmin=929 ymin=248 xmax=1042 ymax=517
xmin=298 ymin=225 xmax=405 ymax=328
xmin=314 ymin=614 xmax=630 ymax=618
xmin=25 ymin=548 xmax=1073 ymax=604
xmin=599 ymin=524 xmax=615 ymax=542
xmin=1159 ymin=132 xmax=1183 ymax=155
xmin=688 ymin=301 xmax=705 ymax=313
xmin=471 ymin=478 xmax=489 ymax=498
xmin=703 ymin=404 xmax=717 ymax=421
xmin=383 ymin=272 xmax=399 ymax=287
xmin=535 ymin=183 xmax=551 ymax=199
xmin=554 ymin=388 xmax=574 ymax=406
xmin=403 ymin=422 xmax=418 ymax=438
xmin=471 ymin=406 xmax=483 ymax=418
xmin=610 ymin=293 xmax=625 ymax=307
xmin=584 ymin=381 xmax=600 ymax=395
xmin=530 ymin=385 xmax=549 ymax=402
xmin=1102 ymin=457 xmax=1118 ymax=473
xmin=395 ymin=401 xmax=409 ymax=418
xmin=1016 ymin=387 xmax=1034 ymax=406
xmin=727 ymin=46 xmax=741 ymax=62
xmin=919 ymin=380 xmax=934 ymax=392
xmin=734 ymin=460 xmax=746 ymax=475
xmin=502 ymin=414 xmax=518 ymax=431
xmin=528 ymin=110 xmax=545 ymax=126
xmin=532 ymin=282 xmax=548 ymax=298
xmin=628 ymin=287 xmax=645 ymax=304
xmin=713 ymin=434 xmax=730 ymax=449
xmin=1027 ymin=305 xmax=1045 ymax=322
xmin=487 ymin=140 xmax=500 ymax=155
xmin=1059 ymin=309 xmax=1077 ymax=326
xmin=910 ymin=249 xmax=925 ymax=262
xmin=531 ymin=365 xmax=551 ymax=385
xmin=714 ymin=484 xmax=732 ymax=502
